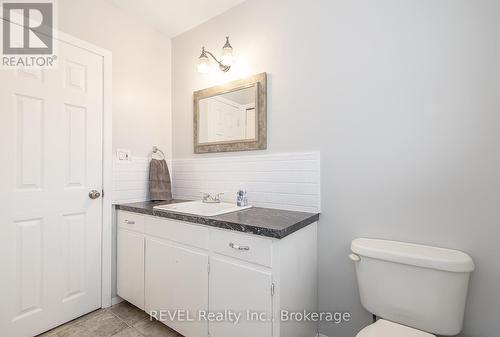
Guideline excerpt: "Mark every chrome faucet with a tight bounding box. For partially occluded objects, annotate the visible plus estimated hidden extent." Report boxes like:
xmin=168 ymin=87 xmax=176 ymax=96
xmin=202 ymin=192 xmax=224 ymax=203
xmin=237 ymin=189 xmax=248 ymax=207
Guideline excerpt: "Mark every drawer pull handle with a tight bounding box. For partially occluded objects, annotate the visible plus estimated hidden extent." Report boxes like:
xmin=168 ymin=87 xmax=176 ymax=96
xmin=124 ymin=220 xmax=135 ymax=224
xmin=229 ymin=243 xmax=250 ymax=251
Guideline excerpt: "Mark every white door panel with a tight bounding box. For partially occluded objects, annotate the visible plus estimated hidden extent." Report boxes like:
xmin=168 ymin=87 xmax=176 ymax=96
xmin=117 ymin=229 xmax=145 ymax=310
xmin=209 ymin=256 xmax=273 ymax=337
xmin=0 ymin=41 xmax=104 ymax=337
xmin=207 ymin=98 xmax=245 ymax=141
xmin=145 ymin=238 xmax=209 ymax=337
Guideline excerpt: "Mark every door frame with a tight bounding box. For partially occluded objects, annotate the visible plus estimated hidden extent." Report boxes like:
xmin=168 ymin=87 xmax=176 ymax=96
xmin=54 ymin=31 xmax=113 ymax=308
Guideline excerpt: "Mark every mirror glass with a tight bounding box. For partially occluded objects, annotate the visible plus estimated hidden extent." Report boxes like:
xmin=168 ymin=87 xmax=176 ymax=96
xmin=198 ymin=85 xmax=257 ymax=144
xmin=194 ymin=72 xmax=266 ymax=153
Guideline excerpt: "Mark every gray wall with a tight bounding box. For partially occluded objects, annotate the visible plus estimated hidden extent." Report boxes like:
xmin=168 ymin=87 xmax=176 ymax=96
xmin=58 ymin=0 xmax=172 ymax=300
xmin=172 ymin=1 xmax=500 ymax=336
xmin=59 ymin=0 xmax=172 ymax=158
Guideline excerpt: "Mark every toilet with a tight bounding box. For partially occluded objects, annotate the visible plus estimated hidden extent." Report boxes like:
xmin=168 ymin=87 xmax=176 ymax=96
xmin=350 ymin=238 xmax=475 ymax=337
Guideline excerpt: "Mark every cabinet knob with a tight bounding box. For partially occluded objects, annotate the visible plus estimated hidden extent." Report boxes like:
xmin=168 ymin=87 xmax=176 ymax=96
xmin=229 ymin=242 xmax=250 ymax=251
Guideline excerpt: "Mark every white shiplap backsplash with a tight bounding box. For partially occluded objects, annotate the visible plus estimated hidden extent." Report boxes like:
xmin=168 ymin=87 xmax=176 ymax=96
xmin=172 ymin=152 xmax=320 ymax=213
xmin=112 ymin=152 xmax=321 ymax=212
xmin=112 ymin=157 xmax=150 ymax=203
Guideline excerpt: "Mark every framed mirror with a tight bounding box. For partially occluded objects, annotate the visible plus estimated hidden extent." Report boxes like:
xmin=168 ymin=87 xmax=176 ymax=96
xmin=194 ymin=72 xmax=267 ymax=153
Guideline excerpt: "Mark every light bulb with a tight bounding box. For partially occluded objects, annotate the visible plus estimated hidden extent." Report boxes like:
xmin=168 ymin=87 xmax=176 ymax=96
xmin=197 ymin=61 xmax=210 ymax=74
xmin=198 ymin=49 xmax=210 ymax=74
xmin=221 ymin=36 xmax=234 ymax=66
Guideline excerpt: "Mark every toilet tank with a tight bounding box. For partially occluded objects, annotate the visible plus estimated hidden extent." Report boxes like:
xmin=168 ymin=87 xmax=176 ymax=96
xmin=351 ymin=238 xmax=474 ymax=336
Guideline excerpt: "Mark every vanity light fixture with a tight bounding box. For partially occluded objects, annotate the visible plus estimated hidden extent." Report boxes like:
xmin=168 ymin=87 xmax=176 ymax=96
xmin=197 ymin=36 xmax=234 ymax=73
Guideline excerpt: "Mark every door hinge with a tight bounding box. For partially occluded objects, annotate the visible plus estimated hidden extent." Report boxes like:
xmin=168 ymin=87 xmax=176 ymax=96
xmin=102 ymin=189 xmax=105 ymax=198
xmin=271 ymin=282 xmax=275 ymax=297
xmin=207 ymin=261 xmax=210 ymax=274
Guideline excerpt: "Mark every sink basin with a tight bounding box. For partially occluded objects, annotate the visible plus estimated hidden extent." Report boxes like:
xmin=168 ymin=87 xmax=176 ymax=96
xmin=153 ymin=201 xmax=252 ymax=217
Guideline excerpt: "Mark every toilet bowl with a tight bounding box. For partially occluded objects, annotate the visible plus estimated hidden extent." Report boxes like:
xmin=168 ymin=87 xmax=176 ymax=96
xmin=356 ymin=319 xmax=435 ymax=337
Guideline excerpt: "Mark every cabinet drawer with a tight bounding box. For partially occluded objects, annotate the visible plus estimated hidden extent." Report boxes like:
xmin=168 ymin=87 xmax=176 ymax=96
xmin=146 ymin=216 xmax=209 ymax=249
xmin=210 ymin=229 xmax=273 ymax=267
xmin=117 ymin=211 xmax=145 ymax=233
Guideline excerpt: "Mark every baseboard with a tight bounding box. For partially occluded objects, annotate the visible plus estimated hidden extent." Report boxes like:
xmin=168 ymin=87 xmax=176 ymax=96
xmin=111 ymin=296 xmax=124 ymax=306
xmin=317 ymin=334 xmax=330 ymax=337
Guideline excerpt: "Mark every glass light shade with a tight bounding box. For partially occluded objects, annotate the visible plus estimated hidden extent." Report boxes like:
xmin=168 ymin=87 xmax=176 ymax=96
xmin=221 ymin=46 xmax=234 ymax=66
xmin=197 ymin=54 xmax=210 ymax=73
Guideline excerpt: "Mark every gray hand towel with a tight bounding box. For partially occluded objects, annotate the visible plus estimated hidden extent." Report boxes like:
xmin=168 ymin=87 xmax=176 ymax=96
xmin=149 ymin=159 xmax=172 ymax=201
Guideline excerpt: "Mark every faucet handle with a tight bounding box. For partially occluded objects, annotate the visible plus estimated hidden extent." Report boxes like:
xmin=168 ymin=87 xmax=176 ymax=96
xmin=201 ymin=192 xmax=223 ymax=203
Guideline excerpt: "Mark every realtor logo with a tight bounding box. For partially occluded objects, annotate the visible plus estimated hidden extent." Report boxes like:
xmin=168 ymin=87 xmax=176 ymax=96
xmin=2 ymin=2 xmax=53 ymax=54
xmin=1 ymin=1 xmax=57 ymax=68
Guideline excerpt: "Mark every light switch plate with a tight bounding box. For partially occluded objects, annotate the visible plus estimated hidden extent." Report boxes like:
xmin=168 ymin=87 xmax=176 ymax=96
xmin=116 ymin=149 xmax=131 ymax=161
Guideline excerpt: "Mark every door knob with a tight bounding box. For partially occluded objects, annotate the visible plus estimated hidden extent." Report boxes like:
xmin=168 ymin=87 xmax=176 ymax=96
xmin=89 ymin=190 xmax=101 ymax=199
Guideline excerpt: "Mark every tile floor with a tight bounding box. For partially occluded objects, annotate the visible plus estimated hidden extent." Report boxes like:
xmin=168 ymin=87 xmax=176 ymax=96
xmin=37 ymin=301 xmax=184 ymax=337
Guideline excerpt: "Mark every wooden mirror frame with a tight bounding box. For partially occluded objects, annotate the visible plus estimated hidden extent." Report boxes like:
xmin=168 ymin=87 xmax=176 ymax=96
xmin=193 ymin=72 xmax=267 ymax=153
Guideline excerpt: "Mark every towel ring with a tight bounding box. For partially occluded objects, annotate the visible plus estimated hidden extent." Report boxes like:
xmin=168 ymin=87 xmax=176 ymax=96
xmin=151 ymin=146 xmax=165 ymax=160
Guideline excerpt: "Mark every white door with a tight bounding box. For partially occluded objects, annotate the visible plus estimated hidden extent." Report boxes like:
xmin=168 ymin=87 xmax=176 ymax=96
xmin=0 ymin=41 xmax=104 ymax=337
xmin=244 ymin=107 xmax=256 ymax=139
xmin=209 ymin=256 xmax=273 ymax=337
xmin=207 ymin=98 xmax=245 ymax=141
xmin=145 ymin=238 xmax=209 ymax=337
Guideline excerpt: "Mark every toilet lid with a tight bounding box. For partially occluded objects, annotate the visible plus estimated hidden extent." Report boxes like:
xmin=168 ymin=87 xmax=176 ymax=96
xmin=356 ymin=319 xmax=435 ymax=337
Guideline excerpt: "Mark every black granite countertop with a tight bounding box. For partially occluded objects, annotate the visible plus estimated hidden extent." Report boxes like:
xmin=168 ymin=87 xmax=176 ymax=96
xmin=115 ymin=200 xmax=320 ymax=239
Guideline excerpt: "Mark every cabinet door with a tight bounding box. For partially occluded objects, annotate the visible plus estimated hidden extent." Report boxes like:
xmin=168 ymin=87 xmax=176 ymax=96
xmin=209 ymin=256 xmax=273 ymax=337
xmin=117 ymin=229 xmax=145 ymax=310
xmin=145 ymin=238 xmax=208 ymax=337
